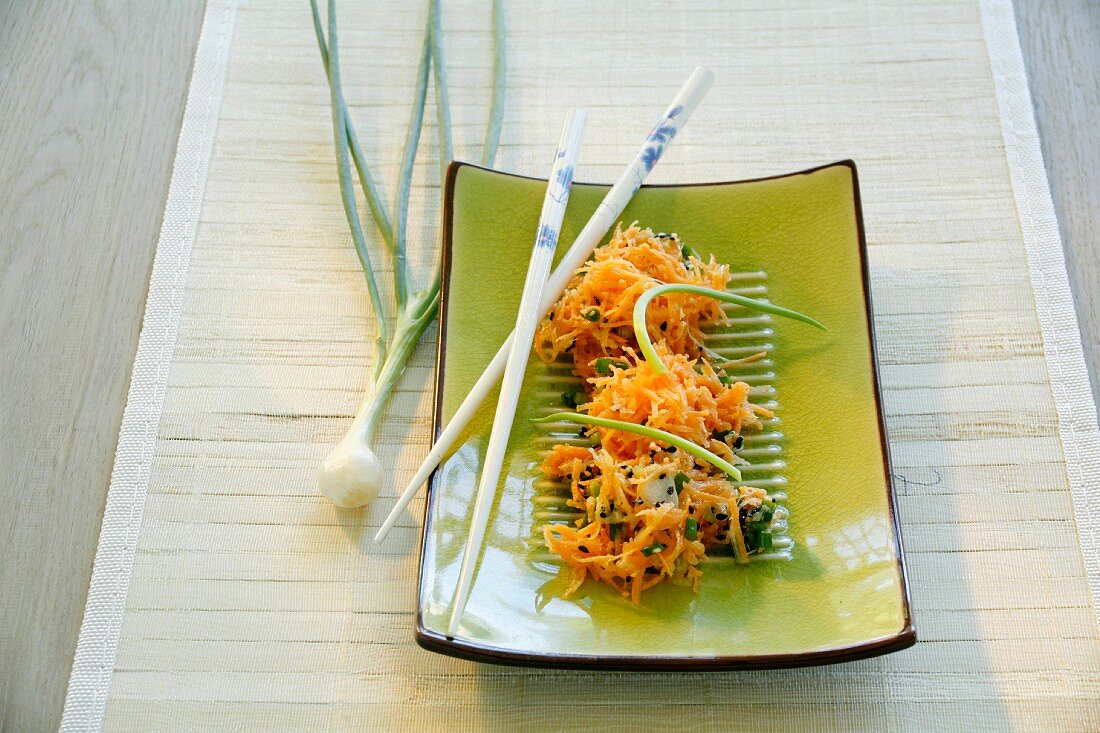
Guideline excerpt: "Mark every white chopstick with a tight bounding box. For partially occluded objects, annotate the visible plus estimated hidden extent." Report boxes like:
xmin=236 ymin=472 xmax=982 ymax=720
xmin=374 ymin=66 xmax=715 ymax=544
xmin=446 ymin=109 xmax=587 ymax=637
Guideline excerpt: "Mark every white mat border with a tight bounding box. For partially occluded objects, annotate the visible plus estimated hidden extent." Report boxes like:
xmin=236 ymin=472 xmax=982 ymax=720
xmin=58 ymin=0 xmax=1100 ymax=727
xmin=59 ymin=0 xmax=239 ymax=729
xmin=979 ymin=0 xmax=1100 ymax=624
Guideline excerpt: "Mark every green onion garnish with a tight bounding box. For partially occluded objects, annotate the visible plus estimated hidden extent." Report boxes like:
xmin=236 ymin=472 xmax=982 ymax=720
xmin=581 ymin=308 xmax=601 ymax=322
xmin=594 ymin=357 xmax=629 ymax=375
xmin=609 ymin=523 xmax=621 ymax=540
xmin=674 ymin=472 xmax=690 ymax=493
xmin=718 ymin=374 xmax=733 ymax=386
xmin=532 ymin=412 xmax=741 ymax=481
xmin=680 ymin=243 xmax=697 ymax=260
xmin=632 ymin=282 xmax=826 ymax=374
xmin=560 ymin=387 xmax=585 ymax=408
xmin=685 ymin=517 xmax=699 ymax=540
xmin=642 ymin=543 xmax=664 ymax=556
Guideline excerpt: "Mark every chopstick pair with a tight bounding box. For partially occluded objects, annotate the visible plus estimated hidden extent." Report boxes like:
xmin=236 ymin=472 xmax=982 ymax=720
xmin=372 ymin=67 xmax=716 ymax=635
xmin=447 ymin=109 xmax=587 ymax=636
xmin=374 ymin=67 xmax=715 ymax=548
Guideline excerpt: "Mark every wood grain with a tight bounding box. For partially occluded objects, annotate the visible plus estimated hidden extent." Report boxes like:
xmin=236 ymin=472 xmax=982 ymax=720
xmin=0 ymin=2 xmax=205 ymax=731
xmin=1014 ymin=0 xmax=1100 ymax=407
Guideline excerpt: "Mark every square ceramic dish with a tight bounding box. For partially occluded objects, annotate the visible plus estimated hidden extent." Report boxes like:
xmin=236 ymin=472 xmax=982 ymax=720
xmin=415 ymin=160 xmax=914 ymax=669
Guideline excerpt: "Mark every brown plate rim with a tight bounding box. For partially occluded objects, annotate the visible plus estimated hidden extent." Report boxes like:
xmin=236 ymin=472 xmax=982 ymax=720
xmin=414 ymin=159 xmax=915 ymax=671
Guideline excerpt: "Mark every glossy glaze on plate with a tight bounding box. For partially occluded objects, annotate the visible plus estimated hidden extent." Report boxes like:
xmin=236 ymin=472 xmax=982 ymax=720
xmin=416 ymin=160 xmax=914 ymax=669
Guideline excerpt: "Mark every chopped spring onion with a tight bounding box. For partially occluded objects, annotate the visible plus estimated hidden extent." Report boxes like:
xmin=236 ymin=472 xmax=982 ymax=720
xmin=685 ymin=517 xmax=699 ymax=540
xmin=674 ymin=471 xmax=690 ymax=493
xmin=594 ymin=357 xmax=629 ymax=375
xmin=632 ymin=282 xmax=826 ymax=374
xmin=642 ymin=543 xmax=664 ymax=556
xmin=532 ymin=412 xmax=742 ymax=482
xmin=560 ymin=387 xmax=585 ymax=408
xmin=581 ymin=308 xmax=601 ymax=322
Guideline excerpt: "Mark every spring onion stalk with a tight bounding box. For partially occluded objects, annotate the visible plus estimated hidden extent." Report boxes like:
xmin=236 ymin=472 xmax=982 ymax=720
xmin=481 ymin=0 xmax=506 ymax=167
xmin=312 ymin=0 xmax=504 ymax=507
xmin=319 ymin=0 xmax=388 ymax=361
xmin=308 ymin=1 xmax=394 ymax=251
xmin=533 ymin=412 xmax=742 ymax=482
xmin=632 ymin=282 xmax=826 ymax=374
xmin=428 ymin=0 xmax=454 ymax=186
xmin=391 ymin=9 xmax=433 ymax=308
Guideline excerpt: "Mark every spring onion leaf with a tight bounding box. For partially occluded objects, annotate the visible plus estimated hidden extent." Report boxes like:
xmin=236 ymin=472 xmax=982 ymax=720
xmin=532 ymin=412 xmax=742 ymax=482
xmin=685 ymin=517 xmax=699 ymax=540
xmin=632 ymin=282 xmax=826 ymax=374
xmin=642 ymin=543 xmax=664 ymax=556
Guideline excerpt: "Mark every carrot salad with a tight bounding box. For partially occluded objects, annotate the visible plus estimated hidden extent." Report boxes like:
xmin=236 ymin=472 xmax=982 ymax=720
xmin=535 ymin=224 xmax=783 ymax=603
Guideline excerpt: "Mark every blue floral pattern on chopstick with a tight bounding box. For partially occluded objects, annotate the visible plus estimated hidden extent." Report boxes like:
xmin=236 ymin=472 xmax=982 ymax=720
xmin=640 ymin=104 xmax=683 ymax=172
xmin=551 ymin=164 xmax=574 ymax=204
xmin=627 ymin=102 xmax=686 ymax=195
xmin=536 ymin=223 xmax=560 ymax=249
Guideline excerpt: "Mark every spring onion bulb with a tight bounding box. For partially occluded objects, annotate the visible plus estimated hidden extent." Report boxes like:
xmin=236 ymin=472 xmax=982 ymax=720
xmin=632 ymin=282 xmax=826 ymax=374
xmin=532 ymin=412 xmax=742 ymax=482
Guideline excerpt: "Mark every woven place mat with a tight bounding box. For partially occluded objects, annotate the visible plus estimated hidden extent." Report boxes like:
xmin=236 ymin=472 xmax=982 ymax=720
xmin=63 ymin=0 xmax=1100 ymax=730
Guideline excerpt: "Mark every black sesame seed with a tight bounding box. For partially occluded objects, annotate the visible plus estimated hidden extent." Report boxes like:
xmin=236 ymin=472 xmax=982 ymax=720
xmin=715 ymin=512 xmax=729 ymax=521
xmin=659 ymin=472 xmax=667 ymax=480
xmin=635 ymin=498 xmax=644 ymax=505
xmin=666 ymin=488 xmax=674 ymax=496
xmin=656 ymin=232 xmax=668 ymax=238
xmin=688 ymin=506 xmax=695 ymax=515
xmin=659 ymin=321 xmax=668 ymax=332
xmin=734 ymin=436 xmax=745 ymax=449
xmin=548 ymin=312 xmax=555 ymax=320
xmin=716 ymin=533 xmax=727 ymax=541
xmin=667 ymin=446 xmax=676 ymax=454
xmin=578 ymin=545 xmax=589 ymax=553
xmin=599 ymin=511 xmax=607 ymax=518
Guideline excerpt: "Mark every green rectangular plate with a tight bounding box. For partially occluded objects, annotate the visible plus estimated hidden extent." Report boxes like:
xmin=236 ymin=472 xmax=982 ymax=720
xmin=416 ymin=160 xmax=914 ymax=669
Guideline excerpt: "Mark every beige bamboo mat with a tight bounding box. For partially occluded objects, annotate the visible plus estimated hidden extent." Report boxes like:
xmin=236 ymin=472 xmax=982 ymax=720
xmin=63 ymin=0 xmax=1100 ymax=730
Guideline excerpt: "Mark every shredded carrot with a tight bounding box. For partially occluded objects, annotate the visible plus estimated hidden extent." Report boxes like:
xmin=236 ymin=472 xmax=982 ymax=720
xmin=536 ymin=224 xmax=784 ymax=603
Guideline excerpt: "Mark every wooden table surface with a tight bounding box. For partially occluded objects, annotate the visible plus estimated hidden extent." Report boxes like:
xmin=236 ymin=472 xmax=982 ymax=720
xmin=0 ymin=1 xmax=1096 ymax=730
